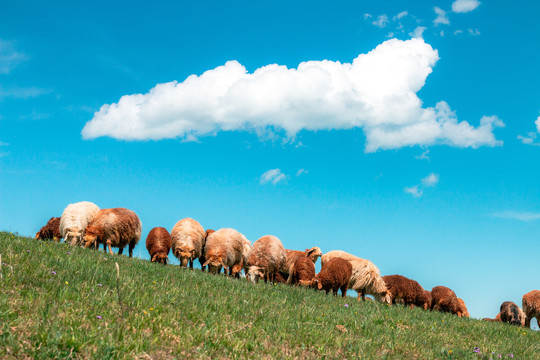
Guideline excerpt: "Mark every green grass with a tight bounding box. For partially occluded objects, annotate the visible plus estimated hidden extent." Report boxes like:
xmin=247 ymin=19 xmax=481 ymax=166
xmin=0 ymin=231 xmax=538 ymax=359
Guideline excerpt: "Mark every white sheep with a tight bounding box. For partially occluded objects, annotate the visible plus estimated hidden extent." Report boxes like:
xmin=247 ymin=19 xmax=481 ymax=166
xmin=171 ymin=218 xmax=206 ymax=269
xmin=203 ymin=228 xmax=251 ymax=275
xmin=59 ymin=201 xmax=100 ymax=246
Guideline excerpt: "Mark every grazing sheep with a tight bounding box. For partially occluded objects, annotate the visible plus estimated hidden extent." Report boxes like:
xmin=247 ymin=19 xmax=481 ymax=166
xmin=424 ymin=290 xmax=433 ymax=310
xmin=457 ymin=298 xmax=470 ymax=318
xmin=199 ymin=229 xmax=214 ymax=272
xmin=171 ymin=218 xmax=205 ymax=269
xmin=83 ymin=208 xmax=141 ymax=257
xmin=483 ymin=313 xmax=502 ymax=322
xmin=523 ymin=290 xmax=540 ymax=329
xmin=202 ymin=228 xmax=250 ymax=275
xmin=310 ymin=257 xmax=352 ymax=297
xmin=499 ymin=301 xmax=526 ymax=326
xmin=246 ymin=235 xmax=286 ymax=284
xmin=322 ymin=250 xmax=390 ymax=303
xmin=281 ymin=247 xmax=322 ymax=278
xmin=431 ymin=286 xmax=464 ymax=317
xmin=35 ymin=217 xmax=62 ymax=242
xmin=146 ymin=227 xmax=172 ymax=264
xmin=60 ymin=201 xmax=100 ymax=246
xmin=382 ymin=275 xmax=430 ymax=310
xmin=287 ymin=256 xmax=316 ymax=286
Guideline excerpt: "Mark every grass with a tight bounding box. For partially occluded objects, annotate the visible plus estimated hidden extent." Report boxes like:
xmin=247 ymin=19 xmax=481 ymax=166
xmin=0 ymin=231 xmax=538 ymax=359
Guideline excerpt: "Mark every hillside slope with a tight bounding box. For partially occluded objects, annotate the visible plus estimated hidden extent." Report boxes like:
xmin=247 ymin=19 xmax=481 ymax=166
xmin=0 ymin=231 xmax=538 ymax=359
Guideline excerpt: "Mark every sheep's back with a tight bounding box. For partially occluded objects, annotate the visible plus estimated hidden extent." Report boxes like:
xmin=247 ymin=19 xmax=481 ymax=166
xmin=146 ymin=227 xmax=172 ymax=256
xmin=171 ymin=218 xmax=205 ymax=257
xmin=206 ymin=228 xmax=247 ymax=267
xmin=60 ymin=201 xmax=100 ymax=235
xmin=247 ymin=235 xmax=286 ymax=271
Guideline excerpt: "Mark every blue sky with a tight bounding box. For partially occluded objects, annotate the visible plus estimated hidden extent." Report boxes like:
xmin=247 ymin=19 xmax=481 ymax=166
xmin=1 ymin=0 xmax=539 ymax=324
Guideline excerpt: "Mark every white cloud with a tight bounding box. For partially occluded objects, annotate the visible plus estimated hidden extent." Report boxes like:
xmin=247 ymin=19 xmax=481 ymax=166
xmin=415 ymin=148 xmax=430 ymax=160
xmin=492 ymin=211 xmax=540 ymax=222
xmin=0 ymin=39 xmax=27 ymax=74
xmin=372 ymin=15 xmax=389 ymax=28
xmin=0 ymin=87 xmax=51 ymax=99
xmin=421 ymin=172 xmax=439 ymax=187
xmin=518 ymin=113 xmax=540 ymax=145
xmin=393 ymin=11 xmax=409 ymax=21
xmin=468 ymin=28 xmax=481 ymax=36
xmin=433 ymin=7 xmax=450 ymax=26
xmin=0 ymin=141 xmax=8 ymax=146
xmin=409 ymin=26 xmax=427 ymax=39
xmin=82 ymin=38 xmax=504 ymax=153
xmin=363 ymin=13 xmax=372 ymax=20
xmin=296 ymin=169 xmax=308 ymax=177
xmin=452 ymin=0 xmax=481 ymax=13
xmin=404 ymin=186 xmax=422 ymax=197
xmin=454 ymin=30 xmax=464 ymax=35
xmin=260 ymin=169 xmax=286 ymax=185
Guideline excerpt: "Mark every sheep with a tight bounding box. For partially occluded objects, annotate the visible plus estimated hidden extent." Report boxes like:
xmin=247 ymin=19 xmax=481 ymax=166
xmin=382 ymin=274 xmax=430 ymax=310
xmin=202 ymin=228 xmax=250 ymax=275
xmin=246 ymin=235 xmax=286 ymax=284
xmin=35 ymin=217 xmax=62 ymax=242
xmin=60 ymin=201 xmax=100 ymax=246
xmin=430 ymin=286 xmax=464 ymax=317
xmin=310 ymin=257 xmax=352 ymax=297
xmin=281 ymin=247 xmax=322 ymax=279
xmin=83 ymin=208 xmax=141 ymax=257
xmin=199 ymin=229 xmax=214 ymax=272
xmin=321 ymin=250 xmax=390 ymax=303
xmin=483 ymin=313 xmax=502 ymax=322
xmin=146 ymin=227 xmax=172 ymax=264
xmin=523 ymin=290 xmax=540 ymax=328
xmin=287 ymin=256 xmax=316 ymax=286
xmin=424 ymin=290 xmax=433 ymax=310
xmin=457 ymin=298 xmax=470 ymax=318
xmin=171 ymin=218 xmax=205 ymax=269
xmin=499 ymin=301 xmax=526 ymax=326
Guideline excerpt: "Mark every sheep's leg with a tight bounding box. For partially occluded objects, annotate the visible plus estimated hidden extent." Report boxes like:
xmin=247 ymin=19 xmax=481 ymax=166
xmin=128 ymin=240 xmax=135 ymax=258
xmin=340 ymin=285 xmax=348 ymax=298
xmin=333 ymin=288 xmax=338 ymax=296
xmin=189 ymin=259 xmax=194 ymax=269
xmin=357 ymin=290 xmax=366 ymax=301
xmin=525 ymin=316 xmax=531 ymax=328
xmin=118 ymin=247 xmax=124 ymax=255
xmin=107 ymin=242 xmax=114 ymax=256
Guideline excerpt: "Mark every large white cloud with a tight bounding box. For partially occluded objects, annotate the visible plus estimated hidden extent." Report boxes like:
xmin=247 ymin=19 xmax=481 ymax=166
xmin=82 ymin=38 xmax=503 ymax=152
xmin=452 ymin=0 xmax=481 ymax=13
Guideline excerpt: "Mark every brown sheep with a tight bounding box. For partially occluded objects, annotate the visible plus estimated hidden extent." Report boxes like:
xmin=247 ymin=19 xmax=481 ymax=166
xmin=287 ymin=256 xmax=316 ymax=286
xmin=203 ymin=228 xmax=251 ymax=275
xmin=83 ymin=208 xmax=142 ymax=257
xmin=431 ymin=286 xmax=464 ymax=317
xmin=199 ymin=229 xmax=214 ymax=272
xmin=35 ymin=217 xmax=62 ymax=242
xmin=281 ymin=247 xmax=322 ymax=279
xmin=457 ymin=298 xmax=470 ymax=318
xmin=246 ymin=235 xmax=287 ymax=284
xmin=499 ymin=301 xmax=526 ymax=326
xmin=483 ymin=313 xmax=502 ymax=322
xmin=322 ymin=250 xmax=390 ymax=303
xmin=146 ymin=227 xmax=172 ymax=265
xmin=424 ymin=290 xmax=433 ymax=310
xmin=310 ymin=257 xmax=352 ymax=297
xmin=382 ymin=275 xmax=430 ymax=310
xmin=171 ymin=218 xmax=205 ymax=269
xmin=523 ymin=290 xmax=540 ymax=329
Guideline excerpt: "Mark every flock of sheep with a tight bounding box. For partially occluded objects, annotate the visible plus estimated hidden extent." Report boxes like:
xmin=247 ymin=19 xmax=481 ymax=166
xmin=34 ymin=201 xmax=540 ymax=329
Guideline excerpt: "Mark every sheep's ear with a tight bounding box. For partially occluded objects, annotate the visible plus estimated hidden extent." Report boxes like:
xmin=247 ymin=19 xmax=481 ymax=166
xmin=203 ymin=260 xmax=211 ymax=267
xmin=151 ymin=254 xmax=157 ymax=262
xmin=317 ymin=282 xmax=323 ymax=290
xmin=306 ymin=248 xmax=315 ymax=256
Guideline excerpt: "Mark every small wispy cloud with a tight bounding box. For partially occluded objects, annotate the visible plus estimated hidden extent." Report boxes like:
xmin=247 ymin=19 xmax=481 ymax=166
xmin=452 ymin=0 xmax=481 ymax=13
xmin=492 ymin=211 xmax=540 ymax=222
xmin=393 ymin=11 xmax=408 ymax=21
xmin=468 ymin=28 xmax=481 ymax=36
xmin=0 ymin=141 xmax=8 ymax=146
xmin=260 ymin=169 xmax=286 ymax=185
xmin=0 ymin=87 xmax=51 ymax=99
xmin=0 ymin=39 xmax=27 ymax=74
xmin=433 ymin=7 xmax=450 ymax=26
xmin=405 ymin=172 xmax=440 ymax=197
xmin=409 ymin=26 xmax=427 ymax=39
xmin=363 ymin=13 xmax=373 ymax=20
xmin=372 ymin=15 xmax=389 ymax=28
xmin=454 ymin=29 xmax=464 ymax=35
xmin=415 ymin=148 xmax=430 ymax=161
xmin=296 ymin=169 xmax=308 ymax=177
xmin=517 ymin=113 xmax=540 ymax=146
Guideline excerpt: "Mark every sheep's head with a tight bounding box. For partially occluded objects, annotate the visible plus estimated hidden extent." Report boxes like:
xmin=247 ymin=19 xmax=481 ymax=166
xmin=298 ymin=279 xmax=311 ymax=287
xmin=83 ymin=233 xmax=98 ymax=249
xmin=306 ymin=247 xmax=323 ymax=263
xmin=375 ymin=290 xmax=392 ymax=304
xmin=35 ymin=232 xmax=41 ymax=240
xmin=310 ymin=278 xmax=323 ymax=290
xmin=247 ymin=266 xmax=265 ymax=284
xmin=203 ymin=256 xmax=226 ymax=274
xmin=66 ymin=228 xmax=84 ymax=246
xmin=175 ymin=248 xmax=196 ymax=267
xmin=205 ymin=229 xmax=215 ymax=239
xmin=152 ymin=253 xmax=168 ymax=265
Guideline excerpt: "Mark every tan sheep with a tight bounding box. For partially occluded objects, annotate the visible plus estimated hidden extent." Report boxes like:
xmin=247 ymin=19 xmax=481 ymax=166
xmin=287 ymin=256 xmax=316 ymax=286
xmin=280 ymin=247 xmax=322 ymax=279
xmin=171 ymin=218 xmax=205 ymax=269
xmin=322 ymin=250 xmax=390 ymax=303
xmin=60 ymin=201 xmax=100 ymax=246
xmin=246 ymin=235 xmax=286 ymax=284
xmin=202 ymin=228 xmax=251 ymax=275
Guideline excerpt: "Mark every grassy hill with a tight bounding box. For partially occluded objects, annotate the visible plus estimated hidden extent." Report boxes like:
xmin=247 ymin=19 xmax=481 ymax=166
xmin=0 ymin=231 xmax=538 ymax=359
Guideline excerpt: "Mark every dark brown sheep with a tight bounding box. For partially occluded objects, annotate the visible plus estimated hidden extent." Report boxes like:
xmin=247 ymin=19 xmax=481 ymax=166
xmin=431 ymin=286 xmax=463 ymax=317
xmin=500 ymin=301 xmax=526 ymax=326
xmin=382 ymin=275 xmax=430 ymax=310
xmin=146 ymin=227 xmax=172 ymax=265
xmin=457 ymin=298 xmax=470 ymax=318
xmin=310 ymin=257 xmax=352 ymax=297
xmin=287 ymin=256 xmax=316 ymax=286
xmin=424 ymin=290 xmax=433 ymax=310
xmin=83 ymin=208 xmax=142 ymax=257
xmin=523 ymin=290 xmax=540 ymax=328
xmin=35 ymin=217 xmax=62 ymax=242
xmin=200 ymin=229 xmax=214 ymax=272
